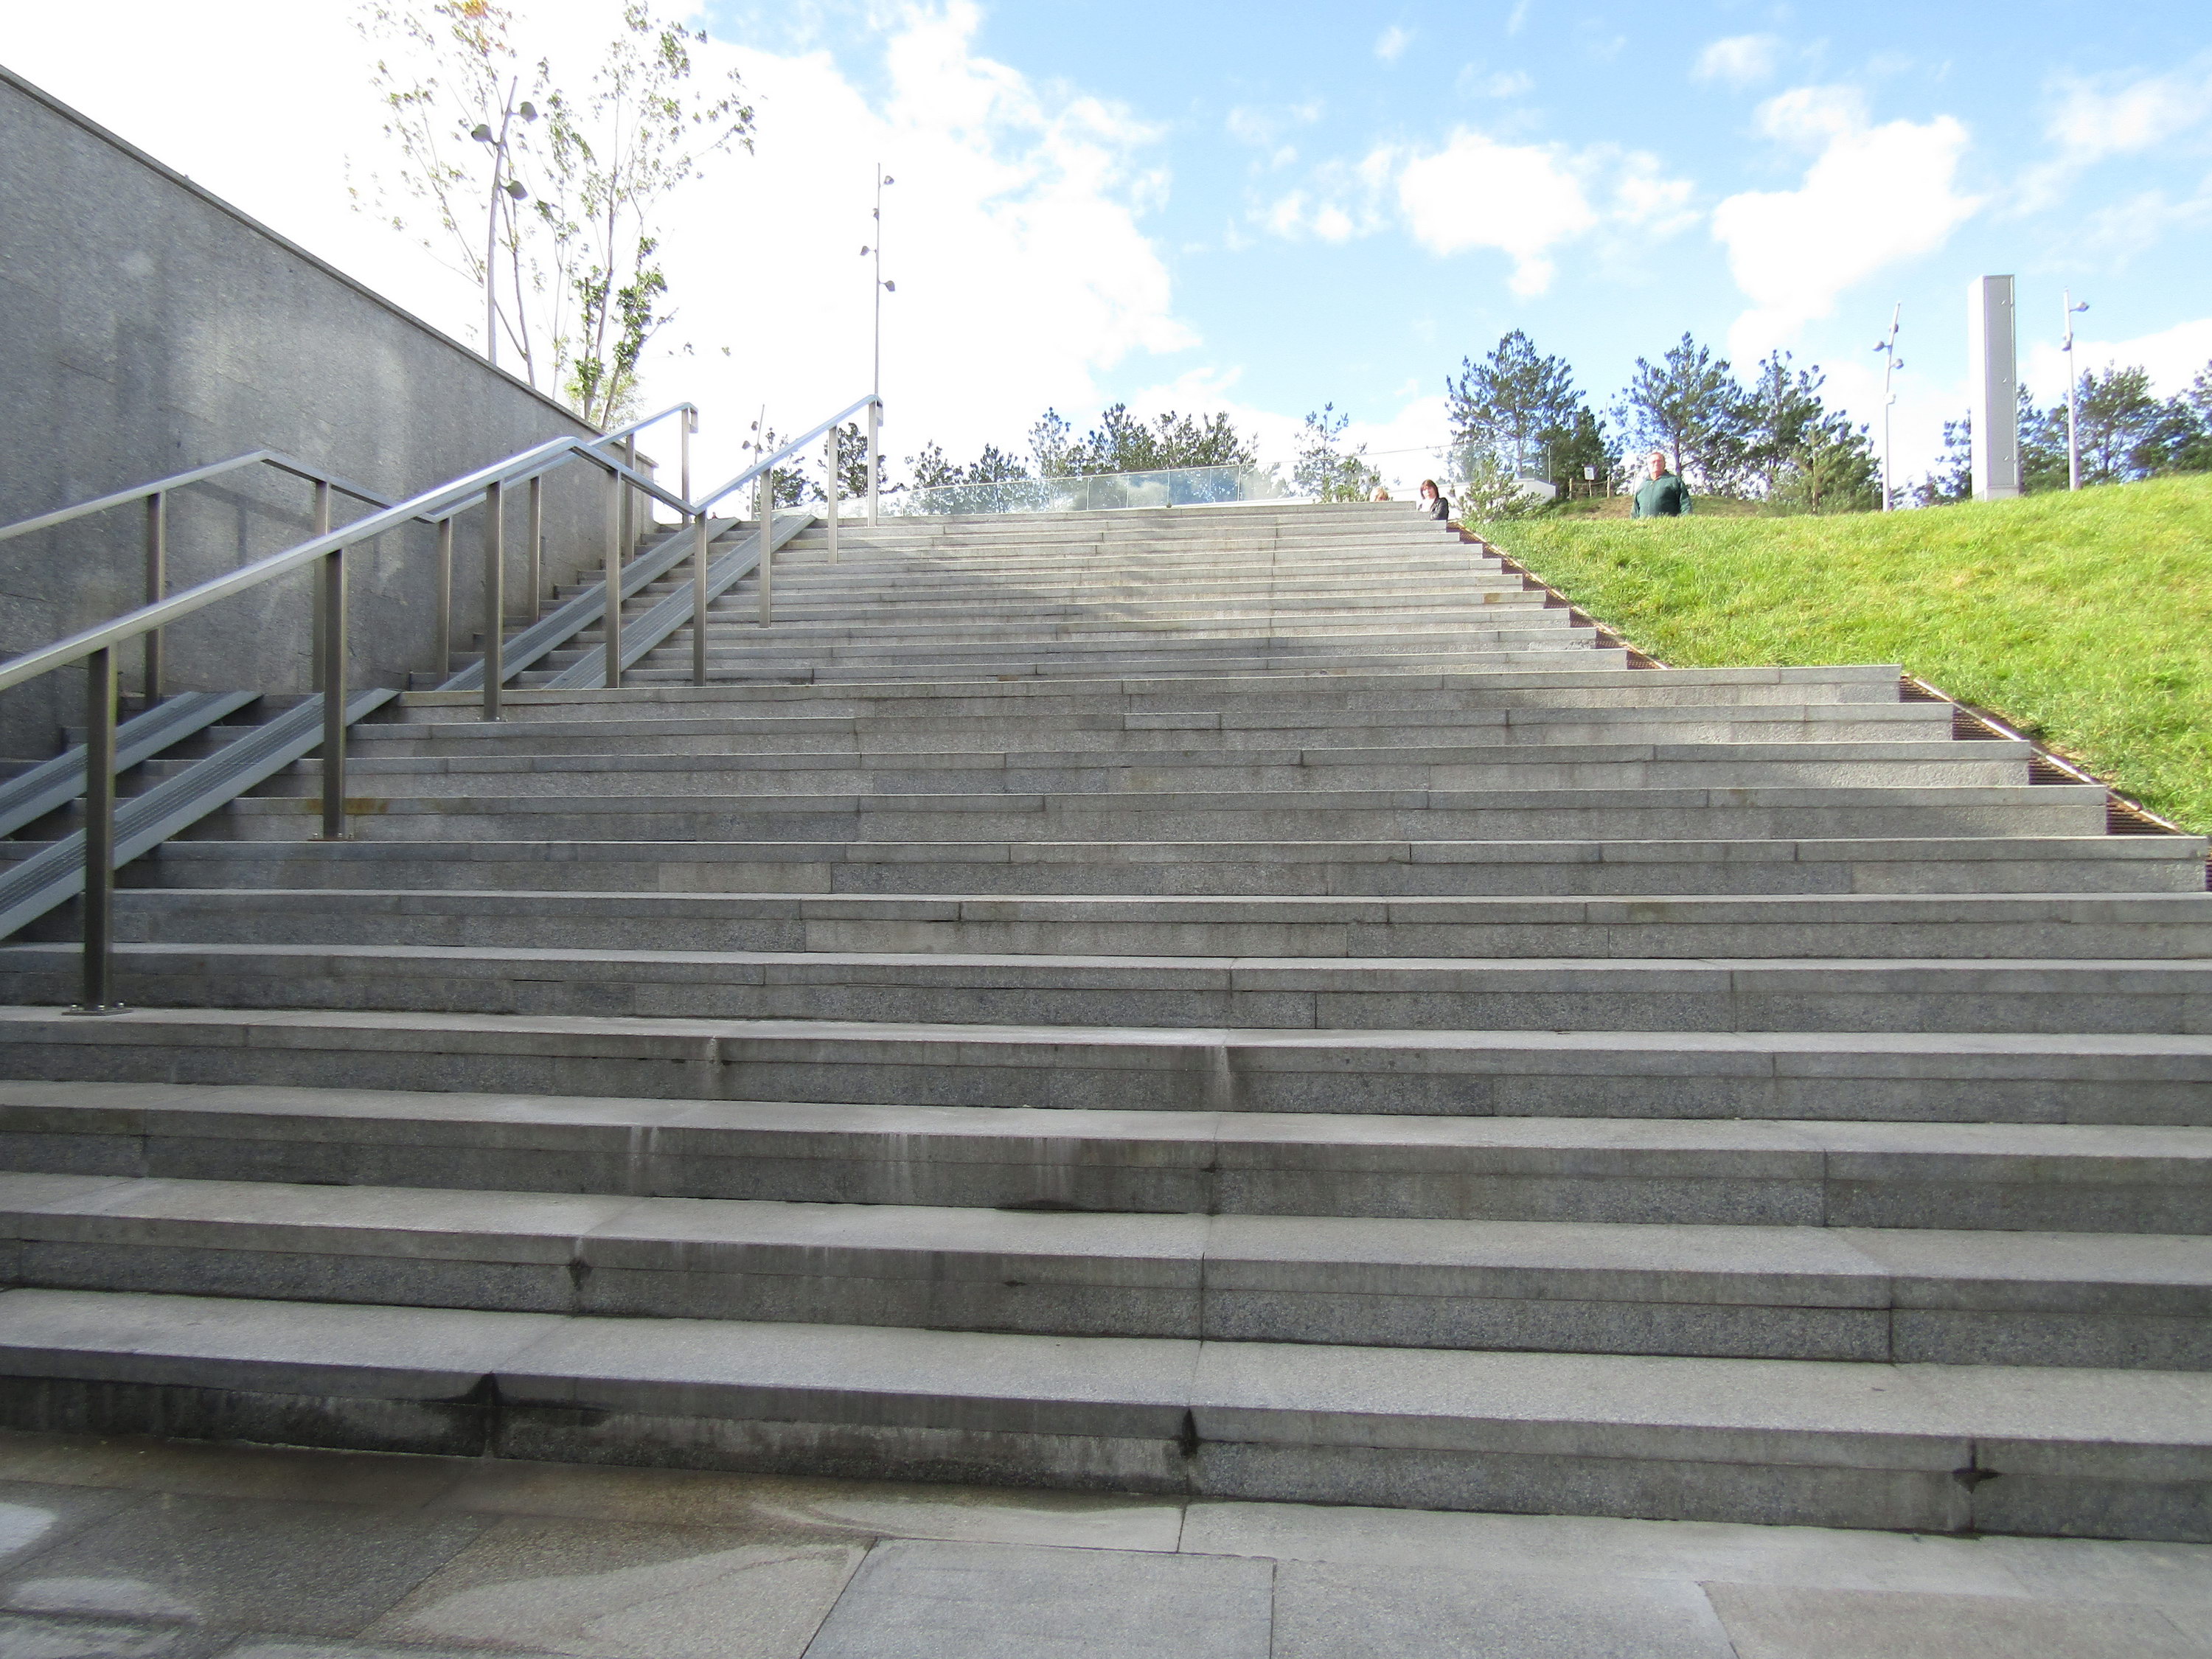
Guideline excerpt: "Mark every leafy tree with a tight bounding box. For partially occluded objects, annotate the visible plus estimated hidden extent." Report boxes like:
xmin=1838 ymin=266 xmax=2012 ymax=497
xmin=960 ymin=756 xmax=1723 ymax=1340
xmin=1739 ymin=352 xmax=1830 ymax=498
xmin=2072 ymin=365 xmax=2163 ymax=484
xmin=2016 ymin=387 xmax=2069 ymax=494
xmin=1057 ymin=405 xmax=1256 ymax=475
xmin=1029 ymin=409 xmax=1075 ymax=478
xmin=540 ymin=4 xmax=752 ymax=426
xmin=1292 ymin=405 xmax=1382 ymax=503
xmin=357 ymin=1 xmax=751 ymax=428
xmin=1770 ymin=411 xmax=1880 ymax=513
xmin=1549 ymin=408 xmax=1619 ymax=495
xmin=1447 ymin=330 xmax=1582 ymax=474
xmin=821 ymin=420 xmax=887 ymax=501
xmin=1453 ymin=451 xmax=1540 ymax=523
xmin=355 ymin=0 xmax=552 ymax=379
xmin=2142 ymin=365 xmax=2212 ymax=475
xmin=1914 ymin=413 xmax=1973 ymax=507
xmin=1617 ymin=333 xmax=1747 ymax=491
xmin=905 ymin=441 xmax=958 ymax=490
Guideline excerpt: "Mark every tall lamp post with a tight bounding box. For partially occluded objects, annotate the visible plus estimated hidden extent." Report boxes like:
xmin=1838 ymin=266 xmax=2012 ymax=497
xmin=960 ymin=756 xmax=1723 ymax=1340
xmin=470 ymin=83 xmax=538 ymax=372
xmin=1873 ymin=304 xmax=1904 ymax=511
xmin=2064 ymin=290 xmax=2090 ymax=490
xmin=858 ymin=165 xmax=896 ymax=523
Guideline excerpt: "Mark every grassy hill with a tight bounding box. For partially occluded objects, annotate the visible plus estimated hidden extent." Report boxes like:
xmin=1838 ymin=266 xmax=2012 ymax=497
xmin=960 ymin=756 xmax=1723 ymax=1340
xmin=1476 ymin=473 xmax=2212 ymax=832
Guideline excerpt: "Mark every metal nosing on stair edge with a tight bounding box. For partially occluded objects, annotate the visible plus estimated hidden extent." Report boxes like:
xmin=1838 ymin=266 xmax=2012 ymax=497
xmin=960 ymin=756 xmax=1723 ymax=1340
xmin=0 ymin=686 xmax=395 ymax=939
xmin=439 ymin=514 xmax=754 ymax=692
xmin=0 ymin=690 xmax=258 ymax=838
xmin=543 ymin=512 xmax=810 ymax=690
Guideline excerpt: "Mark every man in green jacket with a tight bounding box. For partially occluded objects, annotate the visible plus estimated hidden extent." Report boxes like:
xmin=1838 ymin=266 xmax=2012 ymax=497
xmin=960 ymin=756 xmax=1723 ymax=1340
xmin=1632 ymin=450 xmax=1692 ymax=518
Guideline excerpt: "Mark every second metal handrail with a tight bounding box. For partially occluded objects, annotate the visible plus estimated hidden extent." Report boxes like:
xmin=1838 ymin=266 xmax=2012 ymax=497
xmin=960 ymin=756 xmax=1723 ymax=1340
xmin=0 ymin=390 xmax=881 ymax=1015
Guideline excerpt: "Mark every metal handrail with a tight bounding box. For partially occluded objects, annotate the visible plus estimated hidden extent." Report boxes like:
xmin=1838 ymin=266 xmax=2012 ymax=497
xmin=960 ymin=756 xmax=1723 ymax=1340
xmin=0 ymin=449 xmax=423 ymax=548
xmin=0 ymin=448 xmax=451 ymax=706
xmin=0 ymin=389 xmax=879 ymax=1014
xmin=0 ymin=437 xmax=683 ymax=697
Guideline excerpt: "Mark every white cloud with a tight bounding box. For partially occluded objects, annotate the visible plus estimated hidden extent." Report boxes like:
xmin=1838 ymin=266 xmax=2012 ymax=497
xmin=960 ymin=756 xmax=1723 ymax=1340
xmin=1714 ymin=87 xmax=1980 ymax=357
xmin=1393 ymin=131 xmax=1691 ymax=296
xmin=1695 ymin=34 xmax=1783 ymax=87
xmin=1455 ymin=65 xmax=1534 ymax=100
xmin=1375 ymin=25 xmax=1413 ymax=63
xmin=0 ymin=0 xmax=1195 ymax=476
xmin=2017 ymin=58 xmax=2212 ymax=212
xmin=2048 ymin=60 xmax=2212 ymax=163
xmin=1398 ymin=133 xmax=1596 ymax=295
xmin=2023 ymin=317 xmax=2212 ymax=403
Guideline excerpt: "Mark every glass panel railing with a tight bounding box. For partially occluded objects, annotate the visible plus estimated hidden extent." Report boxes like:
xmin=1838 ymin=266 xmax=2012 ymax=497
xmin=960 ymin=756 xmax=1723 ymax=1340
xmin=886 ymin=464 xmax=1295 ymax=517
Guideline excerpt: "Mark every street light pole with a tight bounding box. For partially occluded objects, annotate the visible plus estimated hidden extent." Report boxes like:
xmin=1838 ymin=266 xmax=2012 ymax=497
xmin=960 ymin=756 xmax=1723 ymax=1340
xmin=2064 ymin=290 xmax=2090 ymax=490
xmin=1874 ymin=304 xmax=1903 ymax=512
xmin=859 ymin=166 xmax=897 ymax=525
xmin=470 ymin=84 xmax=538 ymax=372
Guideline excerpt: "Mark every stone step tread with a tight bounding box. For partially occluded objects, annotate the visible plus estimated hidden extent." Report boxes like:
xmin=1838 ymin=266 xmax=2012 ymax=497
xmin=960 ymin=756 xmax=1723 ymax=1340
xmin=15 ymin=1009 xmax=2212 ymax=1064
xmin=209 ymin=782 xmax=2099 ymax=813
xmin=353 ymin=706 xmax=1955 ymax=744
xmin=81 ymin=835 xmax=2200 ymax=866
xmin=2 ymin=1287 xmax=2205 ymax=1474
xmin=0 ymin=1171 xmax=2202 ymax=1310
xmin=0 ymin=1085 xmax=2199 ymax=1171
xmin=102 ymin=889 xmax=2212 ymax=923
xmin=393 ymin=663 xmax=1905 ymax=713
xmin=290 ymin=739 xmax=2029 ymax=774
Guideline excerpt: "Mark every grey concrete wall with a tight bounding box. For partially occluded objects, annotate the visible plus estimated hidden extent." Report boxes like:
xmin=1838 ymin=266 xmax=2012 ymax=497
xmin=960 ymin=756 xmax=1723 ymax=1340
xmin=0 ymin=66 xmax=625 ymax=759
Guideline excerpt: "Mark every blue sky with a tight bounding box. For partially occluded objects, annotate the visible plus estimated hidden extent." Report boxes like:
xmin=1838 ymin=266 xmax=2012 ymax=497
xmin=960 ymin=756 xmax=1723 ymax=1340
xmin=7 ymin=1 xmax=2209 ymax=487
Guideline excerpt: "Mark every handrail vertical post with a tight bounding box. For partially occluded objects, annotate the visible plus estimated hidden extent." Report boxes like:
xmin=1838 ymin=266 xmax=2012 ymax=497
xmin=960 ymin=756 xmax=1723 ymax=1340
xmin=621 ymin=435 xmax=636 ymax=560
xmin=319 ymin=544 xmax=349 ymax=839
xmin=434 ymin=517 xmax=453 ymax=678
xmin=691 ymin=512 xmax=709 ymax=686
xmin=758 ymin=469 xmax=774 ymax=627
xmin=824 ymin=428 xmax=840 ymax=566
xmin=481 ymin=480 xmax=504 ymax=720
xmin=681 ymin=408 xmax=694 ymax=504
xmin=526 ymin=475 xmax=544 ymax=622
xmin=866 ymin=401 xmax=880 ymax=526
xmin=603 ymin=465 xmax=623 ymax=689
xmin=309 ymin=479 xmax=333 ymax=691
xmin=142 ymin=492 xmax=166 ymax=704
xmin=70 ymin=646 xmax=122 ymax=1015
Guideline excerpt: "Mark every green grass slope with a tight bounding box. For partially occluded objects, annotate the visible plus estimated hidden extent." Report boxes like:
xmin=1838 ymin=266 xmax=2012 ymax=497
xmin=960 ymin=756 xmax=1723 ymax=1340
xmin=1478 ymin=473 xmax=2212 ymax=832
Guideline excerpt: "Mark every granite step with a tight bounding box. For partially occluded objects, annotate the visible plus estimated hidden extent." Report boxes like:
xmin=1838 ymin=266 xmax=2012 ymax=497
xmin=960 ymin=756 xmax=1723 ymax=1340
xmin=94 ymin=888 xmax=2212 ymax=961
xmin=83 ymin=834 xmax=2211 ymax=898
xmin=0 ymin=1287 xmax=2203 ymax=1537
xmin=4 ymin=940 xmax=2208 ymax=1032
xmin=181 ymin=782 xmax=2109 ymax=844
xmin=0 ymin=1170 xmax=2199 ymax=1365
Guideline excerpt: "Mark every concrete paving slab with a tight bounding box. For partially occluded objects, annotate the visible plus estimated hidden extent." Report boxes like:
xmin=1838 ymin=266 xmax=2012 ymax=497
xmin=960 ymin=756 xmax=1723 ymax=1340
xmin=801 ymin=1540 xmax=1273 ymax=1659
xmin=363 ymin=1514 xmax=863 ymax=1658
xmin=1269 ymin=1560 xmax=1736 ymax=1658
xmin=1702 ymin=1582 xmax=2212 ymax=1658
xmin=0 ymin=1492 xmax=487 ymax=1635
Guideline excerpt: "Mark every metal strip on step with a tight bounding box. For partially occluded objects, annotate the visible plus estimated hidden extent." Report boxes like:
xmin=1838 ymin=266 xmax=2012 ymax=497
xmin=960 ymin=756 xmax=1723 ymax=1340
xmin=0 ymin=687 xmax=395 ymax=939
xmin=542 ymin=511 xmax=812 ymax=689
xmin=437 ymin=517 xmax=746 ymax=692
xmin=0 ymin=690 xmax=257 ymax=838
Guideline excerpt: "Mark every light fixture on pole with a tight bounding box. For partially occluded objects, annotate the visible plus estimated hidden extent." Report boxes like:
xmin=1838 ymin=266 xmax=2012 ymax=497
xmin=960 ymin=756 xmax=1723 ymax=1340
xmin=1873 ymin=304 xmax=1903 ymax=512
xmin=859 ymin=164 xmax=897 ymax=526
xmin=2064 ymin=291 xmax=2090 ymax=490
xmin=470 ymin=84 xmax=538 ymax=372
xmin=859 ymin=165 xmax=898 ymax=403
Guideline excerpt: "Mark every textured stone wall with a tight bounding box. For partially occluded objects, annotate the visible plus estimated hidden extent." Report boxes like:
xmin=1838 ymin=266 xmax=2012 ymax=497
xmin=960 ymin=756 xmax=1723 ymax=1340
xmin=0 ymin=67 xmax=618 ymax=759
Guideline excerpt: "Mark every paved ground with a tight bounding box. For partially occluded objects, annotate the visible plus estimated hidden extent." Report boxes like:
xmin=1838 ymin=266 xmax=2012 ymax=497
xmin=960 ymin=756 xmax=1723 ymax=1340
xmin=0 ymin=1430 xmax=2202 ymax=1658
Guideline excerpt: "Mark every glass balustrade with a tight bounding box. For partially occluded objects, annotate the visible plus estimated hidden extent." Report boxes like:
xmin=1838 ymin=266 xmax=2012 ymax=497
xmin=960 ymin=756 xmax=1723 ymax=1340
xmin=885 ymin=464 xmax=1295 ymax=518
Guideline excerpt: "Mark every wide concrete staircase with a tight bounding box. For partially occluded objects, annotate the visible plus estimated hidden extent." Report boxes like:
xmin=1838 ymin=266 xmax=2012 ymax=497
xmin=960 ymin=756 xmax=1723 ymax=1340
xmin=0 ymin=499 xmax=2208 ymax=1540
